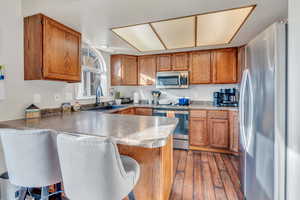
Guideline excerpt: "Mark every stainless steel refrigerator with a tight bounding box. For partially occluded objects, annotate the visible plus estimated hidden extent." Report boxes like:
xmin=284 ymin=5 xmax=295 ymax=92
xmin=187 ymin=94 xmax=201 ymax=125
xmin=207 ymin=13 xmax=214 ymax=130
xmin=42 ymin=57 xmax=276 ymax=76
xmin=239 ymin=22 xmax=287 ymax=200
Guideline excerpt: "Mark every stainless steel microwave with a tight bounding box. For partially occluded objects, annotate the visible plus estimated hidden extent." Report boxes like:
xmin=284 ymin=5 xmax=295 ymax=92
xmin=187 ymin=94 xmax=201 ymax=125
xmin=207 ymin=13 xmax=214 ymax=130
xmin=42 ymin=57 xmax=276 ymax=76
xmin=156 ymin=71 xmax=189 ymax=89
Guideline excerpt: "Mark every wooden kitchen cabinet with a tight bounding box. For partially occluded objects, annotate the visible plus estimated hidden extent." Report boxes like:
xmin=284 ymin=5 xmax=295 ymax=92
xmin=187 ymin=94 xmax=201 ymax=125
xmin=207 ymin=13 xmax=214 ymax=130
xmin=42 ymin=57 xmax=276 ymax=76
xmin=208 ymin=118 xmax=229 ymax=149
xmin=24 ymin=14 xmax=81 ymax=82
xmin=157 ymin=54 xmax=172 ymax=71
xmin=111 ymin=55 xmax=138 ymax=86
xmin=229 ymin=110 xmax=239 ymax=152
xmin=189 ymin=109 xmax=238 ymax=154
xmin=189 ymin=51 xmax=211 ymax=84
xmin=189 ymin=117 xmax=209 ymax=146
xmin=122 ymin=55 xmax=138 ymax=85
xmin=138 ymin=56 xmax=156 ymax=85
xmin=212 ymin=48 xmax=237 ymax=84
xmin=135 ymin=108 xmax=153 ymax=116
xmin=172 ymin=52 xmax=189 ymax=71
xmin=237 ymin=46 xmax=246 ymax=83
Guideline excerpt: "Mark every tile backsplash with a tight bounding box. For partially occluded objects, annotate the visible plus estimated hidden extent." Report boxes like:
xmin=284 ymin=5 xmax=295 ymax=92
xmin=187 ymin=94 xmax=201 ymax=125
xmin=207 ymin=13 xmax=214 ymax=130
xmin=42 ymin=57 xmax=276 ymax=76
xmin=113 ymin=84 xmax=238 ymax=102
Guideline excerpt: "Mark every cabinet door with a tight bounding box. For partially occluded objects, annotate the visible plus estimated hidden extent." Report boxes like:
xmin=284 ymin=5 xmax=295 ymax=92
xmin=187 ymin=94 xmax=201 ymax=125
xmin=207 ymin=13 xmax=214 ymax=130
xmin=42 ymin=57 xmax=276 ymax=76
xmin=212 ymin=48 xmax=237 ymax=84
xmin=190 ymin=51 xmax=211 ymax=84
xmin=120 ymin=108 xmax=135 ymax=115
xmin=135 ymin=108 xmax=152 ymax=116
xmin=189 ymin=118 xmax=209 ymax=146
xmin=122 ymin=56 xmax=138 ymax=85
xmin=111 ymin=55 xmax=122 ymax=86
xmin=208 ymin=119 xmax=229 ymax=149
xmin=229 ymin=111 xmax=239 ymax=152
xmin=172 ymin=53 xmax=189 ymax=71
xmin=138 ymin=56 xmax=156 ymax=85
xmin=43 ymin=16 xmax=81 ymax=82
xmin=157 ymin=54 xmax=172 ymax=71
xmin=237 ymin=46 xmax=246 ymax=83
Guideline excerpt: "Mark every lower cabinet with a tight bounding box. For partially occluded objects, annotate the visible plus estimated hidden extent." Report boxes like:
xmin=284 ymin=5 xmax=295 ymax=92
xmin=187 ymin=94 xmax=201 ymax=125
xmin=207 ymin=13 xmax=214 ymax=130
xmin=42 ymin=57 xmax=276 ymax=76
xmin=189 ymin=110 xmax=239 ymax=154
xmin=189 ymin=118 xmax=209 ymax=146
xmin=208 ymin=118 xmax=229 ymax=149
xmin=135 ymin=108 xmax=153 ymax=116
xmin=114 ymin=107 xmax=153 ymax=116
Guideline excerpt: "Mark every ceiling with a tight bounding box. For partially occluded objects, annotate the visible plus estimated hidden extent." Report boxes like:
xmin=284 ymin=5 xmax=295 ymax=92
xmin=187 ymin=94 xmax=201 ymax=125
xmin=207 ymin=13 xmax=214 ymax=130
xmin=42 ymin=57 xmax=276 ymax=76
xmin=22 ymin=0 xmax=287 ymax=55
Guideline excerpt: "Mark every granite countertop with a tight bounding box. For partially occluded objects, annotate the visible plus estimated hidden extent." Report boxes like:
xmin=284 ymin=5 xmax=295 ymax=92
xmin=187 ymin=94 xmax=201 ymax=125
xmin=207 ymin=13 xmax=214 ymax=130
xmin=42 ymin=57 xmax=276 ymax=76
xmin=0 ymin=112 xmax=178 ymax=148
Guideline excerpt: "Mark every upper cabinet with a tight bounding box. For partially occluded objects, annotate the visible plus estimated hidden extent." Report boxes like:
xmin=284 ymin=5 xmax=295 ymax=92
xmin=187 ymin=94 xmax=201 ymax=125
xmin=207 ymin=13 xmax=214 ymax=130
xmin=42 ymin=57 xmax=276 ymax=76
xmin=138 ymin=56 xmax=156 ymax=86
xmin=190 ymin=51 xmax=211 ymax=84
xmin=157 ymin=54 xmax=172 ymax=71
xmin=111 ymin=47 xmax=239 ymax=86
xmin=24 ymin=14 xmax=81 ymax=82
xmin=172 ymin=52 xmax=189 ymax=71
xmin=111 ymin=55 xmax=138 ymax=86
xmin=157 ymin=53 xmax=189 ymax=71
xmin=237 ymin=46 xmax=246 ymax=83
xmin=211 ymin=48 xmax=237 ymax=84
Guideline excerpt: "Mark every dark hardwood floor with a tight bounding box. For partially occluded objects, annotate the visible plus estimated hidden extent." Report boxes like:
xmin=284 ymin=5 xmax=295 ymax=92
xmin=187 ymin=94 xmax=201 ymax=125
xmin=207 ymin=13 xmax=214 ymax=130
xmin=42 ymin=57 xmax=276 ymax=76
xmin=170 ymin=150 xmax=243 ymax=200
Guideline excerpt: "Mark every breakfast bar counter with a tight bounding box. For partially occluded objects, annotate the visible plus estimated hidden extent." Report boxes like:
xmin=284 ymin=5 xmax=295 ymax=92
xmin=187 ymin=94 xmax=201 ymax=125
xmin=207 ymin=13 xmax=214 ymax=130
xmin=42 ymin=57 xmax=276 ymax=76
xmin=0 ymin=111 xmax=178 ymax=200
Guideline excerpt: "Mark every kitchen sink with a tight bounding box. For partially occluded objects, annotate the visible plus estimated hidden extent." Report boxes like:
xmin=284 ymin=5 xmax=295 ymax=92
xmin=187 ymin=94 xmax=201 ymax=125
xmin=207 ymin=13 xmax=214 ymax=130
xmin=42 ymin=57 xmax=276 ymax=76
xmin=86 ymin=105 xmax=126 ymax=112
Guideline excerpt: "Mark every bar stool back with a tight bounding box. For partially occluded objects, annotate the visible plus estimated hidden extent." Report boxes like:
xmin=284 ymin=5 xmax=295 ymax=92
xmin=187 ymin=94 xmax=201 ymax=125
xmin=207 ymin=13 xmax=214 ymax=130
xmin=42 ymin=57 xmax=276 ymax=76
xmin=57 ymin=134 xmax=140 ymax=200
xmin=0 ymin=129 xmax=62 ymax=199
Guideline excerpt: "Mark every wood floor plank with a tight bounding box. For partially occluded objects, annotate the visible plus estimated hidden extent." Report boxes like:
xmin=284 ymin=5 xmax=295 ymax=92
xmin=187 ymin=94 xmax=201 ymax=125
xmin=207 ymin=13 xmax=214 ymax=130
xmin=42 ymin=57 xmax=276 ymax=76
xmin=170 ymin=150 xmax=188 ymax=200
xmin=222 ymin=155 xmax=243 ymax=200
xmin=193 ymin=152 xmax=204 ymax=200
xmin=170 ymin=151 xmax=243 ymax=200
xmin=183 ymin=151 xmax=194 ymax=200
xmin=214 ymin=153 xmax=239 ymax=200
xmin=173 ymin=150 xmax=181 ymax=178
xmin=201 ymin=152 xmax=216 ymax=200
xmin=207 ymin=152 xmax=223 ymax=188
xmin=229 ymin=155 xmax=239 ymax=173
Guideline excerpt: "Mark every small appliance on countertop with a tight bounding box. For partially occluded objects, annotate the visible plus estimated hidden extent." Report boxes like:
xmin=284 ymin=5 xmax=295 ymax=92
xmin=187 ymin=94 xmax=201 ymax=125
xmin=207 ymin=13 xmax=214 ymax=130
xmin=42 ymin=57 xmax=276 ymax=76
xmin=178 ymin=97 xmax=190 ymax=106
xmin=152 ymin=91 xmax=161 ymax=105
xmin=213 ymin=88 xmax=238 ymax=107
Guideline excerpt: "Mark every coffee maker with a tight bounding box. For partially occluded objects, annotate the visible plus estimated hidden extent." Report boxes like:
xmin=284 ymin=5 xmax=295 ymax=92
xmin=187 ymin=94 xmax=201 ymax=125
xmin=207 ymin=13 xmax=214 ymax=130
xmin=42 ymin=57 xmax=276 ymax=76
xmin=213 ymin=88 xmax=238 ymax=107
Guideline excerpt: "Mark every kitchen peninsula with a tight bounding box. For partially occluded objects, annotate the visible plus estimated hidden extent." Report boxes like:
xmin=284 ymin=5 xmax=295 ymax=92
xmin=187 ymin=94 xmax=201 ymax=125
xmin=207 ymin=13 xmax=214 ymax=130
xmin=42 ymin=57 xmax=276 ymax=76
xmin=0 ymin=111 xmax=178 ymax=200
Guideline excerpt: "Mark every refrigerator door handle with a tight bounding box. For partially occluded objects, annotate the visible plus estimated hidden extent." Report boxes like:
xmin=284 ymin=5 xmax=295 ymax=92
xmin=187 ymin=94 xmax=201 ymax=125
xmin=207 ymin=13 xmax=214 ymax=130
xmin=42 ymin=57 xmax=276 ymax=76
xmin=239 ymin=70 xmax=248 ymax=150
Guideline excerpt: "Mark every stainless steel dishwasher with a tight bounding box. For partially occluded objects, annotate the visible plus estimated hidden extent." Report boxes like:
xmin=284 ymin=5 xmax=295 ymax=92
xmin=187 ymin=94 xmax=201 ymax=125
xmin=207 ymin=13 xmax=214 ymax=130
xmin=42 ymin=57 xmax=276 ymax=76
xmin=153 ymin=108 xmax=189 ymax=150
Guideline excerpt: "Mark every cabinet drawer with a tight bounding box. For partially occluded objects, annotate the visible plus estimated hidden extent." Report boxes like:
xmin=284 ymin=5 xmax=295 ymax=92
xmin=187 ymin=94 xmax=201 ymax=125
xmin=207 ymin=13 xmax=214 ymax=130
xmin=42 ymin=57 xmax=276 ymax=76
xmin=190 ymin=110 xmax=207 ymax=118
xmin=208 ymin=110 xmax=228 ymax=119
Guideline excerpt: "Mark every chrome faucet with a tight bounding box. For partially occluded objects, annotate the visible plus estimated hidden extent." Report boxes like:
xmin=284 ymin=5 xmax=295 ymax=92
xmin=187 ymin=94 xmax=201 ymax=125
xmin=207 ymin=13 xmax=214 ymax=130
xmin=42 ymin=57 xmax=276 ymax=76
xmin=95 ymin=84 xmax=103 ymax=106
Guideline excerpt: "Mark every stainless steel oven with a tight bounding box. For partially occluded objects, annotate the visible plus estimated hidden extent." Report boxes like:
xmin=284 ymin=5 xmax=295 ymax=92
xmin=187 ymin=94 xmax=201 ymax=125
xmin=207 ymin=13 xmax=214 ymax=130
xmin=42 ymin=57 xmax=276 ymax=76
xmin=153 ymin=108 xmax=189 ymax=150
xmin=156 ymin=71 xmax=189 ymax=89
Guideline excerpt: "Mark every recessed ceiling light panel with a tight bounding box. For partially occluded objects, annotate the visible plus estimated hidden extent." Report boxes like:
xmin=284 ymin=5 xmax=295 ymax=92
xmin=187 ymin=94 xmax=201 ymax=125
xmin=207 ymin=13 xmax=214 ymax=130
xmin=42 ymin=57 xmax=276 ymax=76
xmin=112 ymin=24 xmax=165 ymax=52
xmin=111 ymin=5 xmax=255 ymax=52
xmin=151 ymin=16 xmax=195 ymax=49
xmin=197 ymin=6 xmax=254 ymax=46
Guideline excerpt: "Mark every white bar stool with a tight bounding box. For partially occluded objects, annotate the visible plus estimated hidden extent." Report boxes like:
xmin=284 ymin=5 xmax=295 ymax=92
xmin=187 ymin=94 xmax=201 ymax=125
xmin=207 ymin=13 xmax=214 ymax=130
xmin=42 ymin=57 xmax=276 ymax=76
xmin=0 ymin=129 xmax=62 ymax=200
xmin=57 ymin=134 xmax=140 ymax=200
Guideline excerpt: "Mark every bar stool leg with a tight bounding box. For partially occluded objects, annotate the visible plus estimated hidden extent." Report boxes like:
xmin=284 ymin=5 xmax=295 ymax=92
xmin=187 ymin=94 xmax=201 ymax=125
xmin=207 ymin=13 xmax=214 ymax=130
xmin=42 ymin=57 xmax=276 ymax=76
xmin=17 ymin=187 xmax=28 ymax=200
xmin=41 ymin=186 xmax=49 ymax=200
xmin=56 ymin=183 xmax=62 ymax=200
xmin=128 ymin=190 xmax=136 ymax=200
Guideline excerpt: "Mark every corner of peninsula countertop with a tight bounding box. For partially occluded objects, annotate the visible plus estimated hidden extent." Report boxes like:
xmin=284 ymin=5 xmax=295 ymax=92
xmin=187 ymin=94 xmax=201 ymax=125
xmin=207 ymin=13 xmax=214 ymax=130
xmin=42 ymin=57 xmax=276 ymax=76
xmin=0 ymin=111 xmax=179 ymax=148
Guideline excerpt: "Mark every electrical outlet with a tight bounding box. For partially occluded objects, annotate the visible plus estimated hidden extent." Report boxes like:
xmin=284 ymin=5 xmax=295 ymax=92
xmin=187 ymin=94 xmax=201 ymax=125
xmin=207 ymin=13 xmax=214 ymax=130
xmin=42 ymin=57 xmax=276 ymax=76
xmin=33 ymin=94 xmax=41 ymax=104
xmin=54 ymin=94 xmax=61 ymax=102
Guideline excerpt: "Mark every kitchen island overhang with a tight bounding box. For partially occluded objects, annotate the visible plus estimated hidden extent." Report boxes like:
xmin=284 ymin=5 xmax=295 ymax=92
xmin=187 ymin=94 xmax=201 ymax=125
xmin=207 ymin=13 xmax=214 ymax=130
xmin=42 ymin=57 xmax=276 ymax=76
xmin=0 ymin=111 xmax=178 ymax=200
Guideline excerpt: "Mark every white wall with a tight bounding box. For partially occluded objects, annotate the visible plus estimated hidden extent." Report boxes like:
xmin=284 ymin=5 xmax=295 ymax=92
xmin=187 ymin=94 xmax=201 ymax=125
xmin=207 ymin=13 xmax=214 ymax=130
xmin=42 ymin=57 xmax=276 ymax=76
xmin=286 ymin=0 xmax=300 ymax=199
xmin=113 ymin=84 xmax=237 ymax=102
xmin=0 ymin=0 xmax=111 ymax=121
